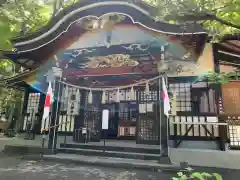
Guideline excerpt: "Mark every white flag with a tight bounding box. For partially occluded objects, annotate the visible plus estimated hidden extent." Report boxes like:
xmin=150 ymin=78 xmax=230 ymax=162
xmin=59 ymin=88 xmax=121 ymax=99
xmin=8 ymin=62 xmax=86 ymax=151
xmin=162 ymin=77 xmax=171 ymax=117
xmin=41 ymin=82 xmax=53 ymax=133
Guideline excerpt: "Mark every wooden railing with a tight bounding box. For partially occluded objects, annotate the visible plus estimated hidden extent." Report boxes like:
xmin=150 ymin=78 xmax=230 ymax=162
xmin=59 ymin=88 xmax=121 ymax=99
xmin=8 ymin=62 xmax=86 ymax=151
xmin=219 ymin=114 xmax=240 ymax=150
xmin=169 ymin=114 xmax=240 ymax=150
xmin=169 ymin=115 xmax=224 ymax=148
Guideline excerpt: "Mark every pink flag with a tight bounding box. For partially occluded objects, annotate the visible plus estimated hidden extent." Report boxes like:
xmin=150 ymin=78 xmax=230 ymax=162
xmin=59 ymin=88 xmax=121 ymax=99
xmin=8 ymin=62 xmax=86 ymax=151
xmin=162 ymin=77 xmax=171 ymax=117
xmin=41 ymin=82 xmax=53 ymax=133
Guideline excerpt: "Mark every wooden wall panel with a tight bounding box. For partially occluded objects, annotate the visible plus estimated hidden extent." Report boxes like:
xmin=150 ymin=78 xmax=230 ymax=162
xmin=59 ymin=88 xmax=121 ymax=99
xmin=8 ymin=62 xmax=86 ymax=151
xmin=222 ymin=81 xmax=240 ymax=114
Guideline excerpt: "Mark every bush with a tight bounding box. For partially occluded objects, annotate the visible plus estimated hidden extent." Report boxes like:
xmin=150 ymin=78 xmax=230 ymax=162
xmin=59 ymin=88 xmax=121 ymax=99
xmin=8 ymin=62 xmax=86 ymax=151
xmin=172 ymin=169 xmax=223 ymax=180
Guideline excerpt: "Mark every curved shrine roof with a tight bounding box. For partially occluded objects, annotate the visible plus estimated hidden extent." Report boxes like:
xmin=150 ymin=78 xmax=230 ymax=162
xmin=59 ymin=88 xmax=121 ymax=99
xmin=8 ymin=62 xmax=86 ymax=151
xmin=4 ymin=0 xmax=207 ymax=69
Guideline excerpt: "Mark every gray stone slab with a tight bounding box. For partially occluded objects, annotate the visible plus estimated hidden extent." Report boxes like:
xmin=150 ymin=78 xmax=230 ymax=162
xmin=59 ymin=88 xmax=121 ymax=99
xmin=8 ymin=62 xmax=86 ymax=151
xmin=41 ymin=153 xmax=180 ymax=172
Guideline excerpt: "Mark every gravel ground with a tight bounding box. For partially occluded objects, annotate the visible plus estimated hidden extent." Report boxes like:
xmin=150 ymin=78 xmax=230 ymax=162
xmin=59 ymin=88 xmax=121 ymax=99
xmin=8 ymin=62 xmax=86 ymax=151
xmin=0 ymin=154 xmax=172 ymax=180
xmin=0 ymin=154 xmax=239 ymax=180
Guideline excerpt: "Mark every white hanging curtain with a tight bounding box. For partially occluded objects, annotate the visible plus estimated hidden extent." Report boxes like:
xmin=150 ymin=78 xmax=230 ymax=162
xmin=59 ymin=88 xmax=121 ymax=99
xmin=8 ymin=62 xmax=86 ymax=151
xmin=101 ymin=91 xmax=106 ymax=104
xmin=88 ymin=90 xmax=93 ymax=104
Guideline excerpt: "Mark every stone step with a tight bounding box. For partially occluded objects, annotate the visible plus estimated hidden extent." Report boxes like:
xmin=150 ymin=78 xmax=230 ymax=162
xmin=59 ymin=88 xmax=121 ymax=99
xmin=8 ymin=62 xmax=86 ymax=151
xmin=25 ymin=153 xmax=181 ymax=172
xmin=60 ymin=143 xmax=160 ymax=154
xmin=58 ymin=147 xmax=160 ymax=160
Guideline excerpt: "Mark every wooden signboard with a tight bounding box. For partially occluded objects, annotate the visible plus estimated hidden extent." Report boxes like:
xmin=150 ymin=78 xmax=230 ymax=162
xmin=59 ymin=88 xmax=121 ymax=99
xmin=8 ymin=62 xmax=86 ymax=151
xmin=222 ymin=81 xmax=240 ymax=114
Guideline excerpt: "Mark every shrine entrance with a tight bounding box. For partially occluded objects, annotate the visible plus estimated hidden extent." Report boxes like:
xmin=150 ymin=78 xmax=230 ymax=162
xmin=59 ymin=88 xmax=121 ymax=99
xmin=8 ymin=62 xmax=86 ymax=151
xmin=118 ymin=101 xmax=138 ymax=139
xmin=60 ymin=78 xmax=162 ymax=144
xmin=101 ymin=102 xmax=121 ymax=139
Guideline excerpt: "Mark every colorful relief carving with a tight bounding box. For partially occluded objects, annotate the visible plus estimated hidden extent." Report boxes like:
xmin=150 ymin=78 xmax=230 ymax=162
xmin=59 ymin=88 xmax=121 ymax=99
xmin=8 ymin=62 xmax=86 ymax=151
xmin=86 ymin=54 xmax=139 ymax=68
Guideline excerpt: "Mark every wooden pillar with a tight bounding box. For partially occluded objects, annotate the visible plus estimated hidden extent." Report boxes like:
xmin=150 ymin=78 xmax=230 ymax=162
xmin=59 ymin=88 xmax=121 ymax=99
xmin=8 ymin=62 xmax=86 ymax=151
xmin=213 ymin=44 xmax=227 ymax=151
xmin=22 ymin=88 xmax=29 ymax=116
xmin=93 ymin=91 xmax=101 ymax=141
xmin=35 ymin=93 xmax=45 ymax=134
xmin=114 ymin=103 xmax=119 ymax=137
xmin=20 ymin=87 xmax=30 ymax=131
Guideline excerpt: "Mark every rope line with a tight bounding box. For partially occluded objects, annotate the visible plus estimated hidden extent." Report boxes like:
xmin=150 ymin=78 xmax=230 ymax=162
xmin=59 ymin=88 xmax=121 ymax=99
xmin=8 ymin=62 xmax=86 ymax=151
xmin=58 ymin=75 xmax=162 ymax=91
xmin=41 ymin=119 xmax=70 ymax=133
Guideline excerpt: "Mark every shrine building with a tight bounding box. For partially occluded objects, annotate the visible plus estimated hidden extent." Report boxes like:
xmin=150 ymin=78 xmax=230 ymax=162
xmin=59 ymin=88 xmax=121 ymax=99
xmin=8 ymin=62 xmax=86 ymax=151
xmin=1 ymin=0 xmax=240 ymax=156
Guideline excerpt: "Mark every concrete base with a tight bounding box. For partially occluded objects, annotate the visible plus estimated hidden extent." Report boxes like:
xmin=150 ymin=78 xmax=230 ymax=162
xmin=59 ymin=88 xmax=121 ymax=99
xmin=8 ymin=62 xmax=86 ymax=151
xmin=169 ymin=148 xmax=240 ymax=170
xmin=158 ymin=155 xmax=172 ymax=164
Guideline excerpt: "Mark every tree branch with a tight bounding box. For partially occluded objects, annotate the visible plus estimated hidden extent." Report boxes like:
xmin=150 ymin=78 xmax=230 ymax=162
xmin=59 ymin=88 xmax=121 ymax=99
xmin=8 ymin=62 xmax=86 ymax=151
xmin=154 ymin=0 xmax=240 ymax=30
xmin=212 ymin=14 xmax=240 ymax=30
xmin=175 ymin=13 xmax=240 ymax=30
xmin=212 ymin=4 xmax=230 ymax=12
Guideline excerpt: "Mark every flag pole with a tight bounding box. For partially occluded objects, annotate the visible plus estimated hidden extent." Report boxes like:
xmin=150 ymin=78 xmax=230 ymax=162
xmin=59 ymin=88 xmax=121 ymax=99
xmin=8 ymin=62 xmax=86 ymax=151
xmin=47 ymin=67 xmax=62 ymax=152
xmin=159 ymin=74 xmax=162 ymax=152
xmin=165 ymin=74 xmax=170 ymax=158
xmin=52 ymin=75 xmax=62 ymax=152
xmin=41 ymin=81 xmax=52 ymax=159
xmin=40 ymin=130 xmax=46 ymax=159
xmin=158 ymin=45 xmax=171 ymax=164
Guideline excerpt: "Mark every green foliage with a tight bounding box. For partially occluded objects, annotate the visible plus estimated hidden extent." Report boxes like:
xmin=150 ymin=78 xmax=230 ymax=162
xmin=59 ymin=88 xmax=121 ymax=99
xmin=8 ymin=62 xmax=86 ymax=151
xmin=0 ymin=0 xmax=53 ymax=50
xmin=62 ymin=0 xmax=80 ymax=8
xmin=0 ymin=0 xmax=80 ymax=78
xmin=204 ymin=70 xmax=240 ymax=84
xmin=0 ymin=58 xmax=22 ymax=118
xmin=0 ymin=1 xmax=78 ymax=119
xmin=0 ymin=0 xmax=239 ymax=52
xmin=172 ymin=170 xmax=223 ymax=180
xmin=143 ymin=0 xmax=240 ymax=41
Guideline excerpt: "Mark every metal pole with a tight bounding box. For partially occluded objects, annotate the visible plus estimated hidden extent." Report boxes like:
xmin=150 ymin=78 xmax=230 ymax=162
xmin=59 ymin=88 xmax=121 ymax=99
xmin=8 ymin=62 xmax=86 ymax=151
xmin=159 ymin=76 xmax=162 ymax=151
xmin=52 ymin=77 xmax=61 ymax=151
xmin=47 ymin=80 xmax=56 ymax=149
xmin=158 ymin=46 xmax=171 ymax=164
xmin=41 ymin=131 xmax=46 ymax=159
xmin=164 ymin=74 xmax=170 ymax=158
xmin=64 ymin=85 xmax=68 ymax=146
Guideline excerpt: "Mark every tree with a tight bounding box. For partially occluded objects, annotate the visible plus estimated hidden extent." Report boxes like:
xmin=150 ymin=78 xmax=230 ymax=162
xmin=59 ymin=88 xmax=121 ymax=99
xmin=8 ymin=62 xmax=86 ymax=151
xmin=0 ymin=0 xmax=79 ymax=120
xmin=0 ymin=0 xmax=239 ymax=52
xmin=0 ymin=0 xmax=54 ymax=80
xmin=0 ymin=0 xmax=53 ymax=124
xmin=0 ymin=0 xmax=53 ymax=51
xmin=143 ymin=0 xmax=240 ymax=41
